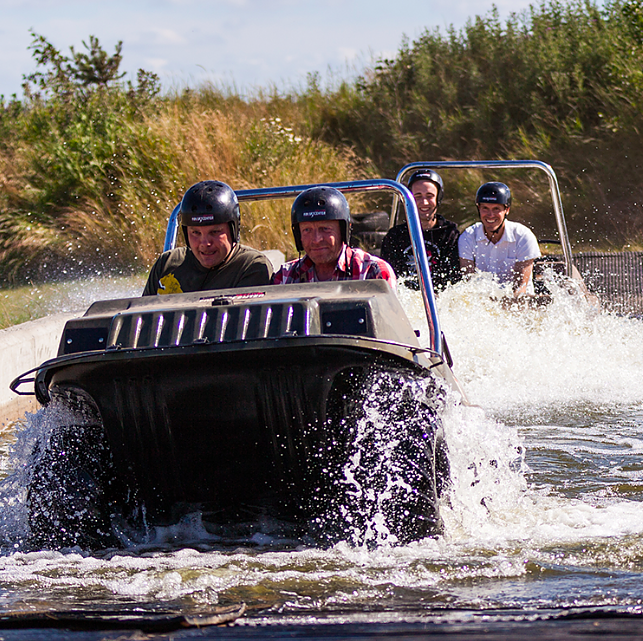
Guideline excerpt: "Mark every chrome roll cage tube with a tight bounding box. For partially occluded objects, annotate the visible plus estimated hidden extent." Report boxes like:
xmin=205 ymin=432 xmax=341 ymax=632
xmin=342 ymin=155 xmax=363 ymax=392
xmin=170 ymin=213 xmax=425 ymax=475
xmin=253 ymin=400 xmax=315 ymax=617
xmin=395 ymin=160 xmax=574 ymax=278
xmin=163 ymin=202 xmax=181 ymax=252
xmin=162 ymin=179 xmax=442 ymax=356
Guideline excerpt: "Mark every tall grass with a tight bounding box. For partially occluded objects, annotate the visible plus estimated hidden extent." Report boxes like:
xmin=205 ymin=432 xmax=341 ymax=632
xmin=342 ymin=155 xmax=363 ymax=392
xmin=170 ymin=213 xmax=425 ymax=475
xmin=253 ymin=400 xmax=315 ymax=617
xmin=0 ymin=74 xmax=367 ymax=283
xmin=302 ymin=0 xmax=643 ymax=248
xmin=1 ymin=0 xmax=643 ymax=287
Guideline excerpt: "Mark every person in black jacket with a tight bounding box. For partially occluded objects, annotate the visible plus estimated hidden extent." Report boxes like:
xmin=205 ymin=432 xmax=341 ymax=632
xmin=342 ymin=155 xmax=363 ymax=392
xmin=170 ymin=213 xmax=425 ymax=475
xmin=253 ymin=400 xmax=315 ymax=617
xmin=381 ymin=170 xmax=460 ymax=291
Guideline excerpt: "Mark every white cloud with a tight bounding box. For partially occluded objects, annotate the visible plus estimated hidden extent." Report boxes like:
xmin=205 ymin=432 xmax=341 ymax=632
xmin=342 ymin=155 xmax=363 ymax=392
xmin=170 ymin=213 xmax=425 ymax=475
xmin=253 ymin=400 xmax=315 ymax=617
xmin=143 ymin=57 xmax=170 ymax=71
xmin=338 ymin=47 xmax=359 ymax=62
xmin=143 ymin=27 xmax=185 ymax=45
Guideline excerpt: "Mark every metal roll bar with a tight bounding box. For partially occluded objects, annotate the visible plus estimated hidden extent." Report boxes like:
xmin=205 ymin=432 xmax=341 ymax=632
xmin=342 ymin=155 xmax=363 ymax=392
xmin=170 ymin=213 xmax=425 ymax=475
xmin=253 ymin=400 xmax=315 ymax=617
xmin=395 ymin=160 xmax=574 ymax=277
xmin=163 ymin=179 xmax=442 ymax=355
xmin=163 ymin=203 xmax=181 ymax=252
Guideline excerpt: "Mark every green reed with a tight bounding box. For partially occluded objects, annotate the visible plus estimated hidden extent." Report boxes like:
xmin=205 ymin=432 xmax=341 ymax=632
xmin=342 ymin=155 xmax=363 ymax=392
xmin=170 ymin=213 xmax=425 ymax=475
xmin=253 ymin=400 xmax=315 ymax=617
xmin=1 ymin=2 xmax=643 ymax=287
xmin=301 ymin=0 xmax=643 ymax=249
xmin=0 ymin=35 xmax=366 ymax=284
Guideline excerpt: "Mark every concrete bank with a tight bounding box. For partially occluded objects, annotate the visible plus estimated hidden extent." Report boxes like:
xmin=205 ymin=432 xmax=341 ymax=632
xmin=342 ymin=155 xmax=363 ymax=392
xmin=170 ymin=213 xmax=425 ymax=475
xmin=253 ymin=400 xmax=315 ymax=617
xmin=0 ymin=312 xmax=77 ymax=426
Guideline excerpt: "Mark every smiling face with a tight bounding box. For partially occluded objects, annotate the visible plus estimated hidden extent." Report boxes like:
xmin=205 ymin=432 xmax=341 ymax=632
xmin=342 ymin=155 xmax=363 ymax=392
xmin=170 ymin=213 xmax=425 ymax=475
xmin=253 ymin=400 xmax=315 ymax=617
xmin=187 ymin=223 xmax=234 ymax=269
xmin=478 ymin=203 xmax=509 ymax=238
xmin=410 ymin=179 xmax=439 ymax=230
xmin=299 ymin=219 xmax=344 ymax=268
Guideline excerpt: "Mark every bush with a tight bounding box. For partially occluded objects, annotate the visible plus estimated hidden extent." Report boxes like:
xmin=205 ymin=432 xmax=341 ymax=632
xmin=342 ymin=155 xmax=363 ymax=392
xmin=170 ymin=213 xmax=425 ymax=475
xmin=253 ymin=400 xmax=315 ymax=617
xmin=0 ymin=36 xmax=366 ymax=282
xmin=305 ymin=0 xmax=643 ymax=248
xmin=3 ymin=2 xmax=643 ymax=287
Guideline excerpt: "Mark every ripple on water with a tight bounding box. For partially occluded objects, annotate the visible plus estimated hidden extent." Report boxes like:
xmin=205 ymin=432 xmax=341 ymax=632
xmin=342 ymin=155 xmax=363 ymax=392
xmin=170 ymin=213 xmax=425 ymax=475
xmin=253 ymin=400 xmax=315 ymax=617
xmin=0 ymin=274 xmax=641 ymax=619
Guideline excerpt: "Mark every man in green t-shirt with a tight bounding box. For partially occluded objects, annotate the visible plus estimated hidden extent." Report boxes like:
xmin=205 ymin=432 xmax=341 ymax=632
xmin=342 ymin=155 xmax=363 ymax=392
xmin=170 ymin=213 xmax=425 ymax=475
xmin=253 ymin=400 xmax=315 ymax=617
xmin=143 ymin=181 xmax=272 ymax=296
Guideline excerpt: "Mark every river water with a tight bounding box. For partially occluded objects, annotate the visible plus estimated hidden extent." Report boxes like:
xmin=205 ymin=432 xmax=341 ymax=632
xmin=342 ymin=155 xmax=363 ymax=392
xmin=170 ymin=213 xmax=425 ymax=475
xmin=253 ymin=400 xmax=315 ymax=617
xmin=0 ymin=274 xmax=642 ymax=634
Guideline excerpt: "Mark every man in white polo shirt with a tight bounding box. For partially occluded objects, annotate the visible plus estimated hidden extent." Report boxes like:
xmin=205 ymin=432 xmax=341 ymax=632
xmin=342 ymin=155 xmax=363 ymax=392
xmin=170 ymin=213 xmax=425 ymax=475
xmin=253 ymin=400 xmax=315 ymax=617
xmin=458 ymin=182 xmax=541 ymax=296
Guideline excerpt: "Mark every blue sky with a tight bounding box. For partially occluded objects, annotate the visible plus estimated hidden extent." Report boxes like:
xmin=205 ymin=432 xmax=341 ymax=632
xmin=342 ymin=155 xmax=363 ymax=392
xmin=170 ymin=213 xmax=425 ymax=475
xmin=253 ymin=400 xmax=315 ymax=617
xmin=1 ymin=0 xmax=536 ymax=98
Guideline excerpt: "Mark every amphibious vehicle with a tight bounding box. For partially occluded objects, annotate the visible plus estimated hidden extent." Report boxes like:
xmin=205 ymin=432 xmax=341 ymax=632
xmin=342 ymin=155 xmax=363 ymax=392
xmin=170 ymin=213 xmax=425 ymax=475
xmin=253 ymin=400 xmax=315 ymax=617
xmin=12 ymin=179 xmax=461 ymax=549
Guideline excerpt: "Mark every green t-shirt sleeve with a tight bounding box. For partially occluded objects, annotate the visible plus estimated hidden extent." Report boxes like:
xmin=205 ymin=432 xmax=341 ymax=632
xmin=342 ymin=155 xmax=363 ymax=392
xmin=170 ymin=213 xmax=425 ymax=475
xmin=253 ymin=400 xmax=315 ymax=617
xmin=142 ymin=252 xmax=173 ymax=296
xmin=142 ymin=259 xmax=161 ymax=296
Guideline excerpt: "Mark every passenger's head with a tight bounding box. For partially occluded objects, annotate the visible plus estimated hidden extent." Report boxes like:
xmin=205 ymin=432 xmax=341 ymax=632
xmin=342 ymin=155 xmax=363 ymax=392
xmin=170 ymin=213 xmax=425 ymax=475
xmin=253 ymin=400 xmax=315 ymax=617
xmin=475 ymin=182 xmax=511 ymax=235
xmin=291 ymin=187 xmax=351 ymax=266
xmin=408 ymin=170 xmax=444 ymax=230
xmin=179 ymin=181 xmax=240 ymax=269
xmin=475 ymin=182 xmax=511 ymax=210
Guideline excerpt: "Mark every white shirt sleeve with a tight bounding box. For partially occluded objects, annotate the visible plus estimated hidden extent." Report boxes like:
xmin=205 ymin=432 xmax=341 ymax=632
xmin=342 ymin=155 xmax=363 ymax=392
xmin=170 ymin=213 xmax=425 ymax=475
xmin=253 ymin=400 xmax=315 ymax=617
xmin=458 ymin=226 xmax=476 ymax=261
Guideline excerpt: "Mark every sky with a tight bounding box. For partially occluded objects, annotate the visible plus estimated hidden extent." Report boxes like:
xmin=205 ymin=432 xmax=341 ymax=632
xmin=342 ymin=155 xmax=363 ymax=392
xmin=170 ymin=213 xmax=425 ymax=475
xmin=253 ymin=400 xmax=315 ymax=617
xmin=1 ymin=0 xmax=537 ymax=99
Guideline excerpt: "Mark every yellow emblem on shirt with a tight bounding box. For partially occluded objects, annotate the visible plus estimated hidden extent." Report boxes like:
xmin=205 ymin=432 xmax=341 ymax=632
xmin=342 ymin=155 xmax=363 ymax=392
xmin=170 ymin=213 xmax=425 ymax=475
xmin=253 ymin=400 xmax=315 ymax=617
xmin=158 ymin=273 xmax=183 ymax=295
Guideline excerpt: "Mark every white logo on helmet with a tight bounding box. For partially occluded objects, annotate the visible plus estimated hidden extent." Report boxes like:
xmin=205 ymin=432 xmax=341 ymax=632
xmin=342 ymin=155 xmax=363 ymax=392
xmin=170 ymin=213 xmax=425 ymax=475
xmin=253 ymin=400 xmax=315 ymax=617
xmin=190 ymin=214 xmax=215 ymax=223
xmin=301 ymin=210 xmax=327 ymax=218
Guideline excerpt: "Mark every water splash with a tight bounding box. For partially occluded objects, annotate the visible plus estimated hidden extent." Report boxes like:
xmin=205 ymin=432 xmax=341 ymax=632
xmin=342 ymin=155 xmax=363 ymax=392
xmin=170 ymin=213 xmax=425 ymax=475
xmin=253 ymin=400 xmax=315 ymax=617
xmin=0 ymin=395 xmax=126 ymax=552
xmin=406 ymin=274 xmax=643 ymax=418
xmin=0 ymin=274 xmax=145 ymax=327
xmin=0 ymin=401 xmax=86 ymax=551
xmin=316 ymin=369 xmax=448 ymax=548
xmin=399 ymin=275 xmax=643 ymax=545
xmin=0 ymin=274 xmax=641 ymax=615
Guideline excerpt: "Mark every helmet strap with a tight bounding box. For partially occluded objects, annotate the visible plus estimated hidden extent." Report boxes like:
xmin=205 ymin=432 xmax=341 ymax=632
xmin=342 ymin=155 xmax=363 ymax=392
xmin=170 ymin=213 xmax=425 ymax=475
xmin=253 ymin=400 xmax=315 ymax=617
xmin=490 ymin=216 xmax=506 ymax=236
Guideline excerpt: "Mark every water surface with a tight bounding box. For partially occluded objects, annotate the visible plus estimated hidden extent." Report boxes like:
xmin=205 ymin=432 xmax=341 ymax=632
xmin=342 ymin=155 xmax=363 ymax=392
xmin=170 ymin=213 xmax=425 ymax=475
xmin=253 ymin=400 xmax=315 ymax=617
xmin=0 ymin=274 xmax=642 ymax=632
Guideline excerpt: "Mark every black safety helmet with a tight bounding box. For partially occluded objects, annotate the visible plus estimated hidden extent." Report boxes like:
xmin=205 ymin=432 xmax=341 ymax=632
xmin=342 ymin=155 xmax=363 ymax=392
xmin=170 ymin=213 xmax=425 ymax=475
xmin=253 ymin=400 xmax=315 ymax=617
xmin=291 ymin=186 xmax=351 ymax=252
xmin=408 ymin=169 xmax=444 ymax=205
xmin=475 ymin=182 xmax=512 ymax=208
xmin=179 ymin=180 xmax=240 ymax=246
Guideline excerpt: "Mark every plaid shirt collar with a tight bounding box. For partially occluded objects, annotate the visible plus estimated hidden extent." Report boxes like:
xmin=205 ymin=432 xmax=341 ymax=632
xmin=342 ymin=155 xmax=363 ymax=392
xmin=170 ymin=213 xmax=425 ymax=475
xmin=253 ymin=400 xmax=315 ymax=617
xmin=336 ymin=244 xmax=351 ymax=275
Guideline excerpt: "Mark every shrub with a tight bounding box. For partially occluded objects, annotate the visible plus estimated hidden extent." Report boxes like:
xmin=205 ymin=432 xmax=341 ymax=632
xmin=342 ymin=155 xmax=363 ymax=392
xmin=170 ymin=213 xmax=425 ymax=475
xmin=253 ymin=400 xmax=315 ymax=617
xmin=305 ymin=0 xmax=643 ymax=247
xmin=0 ymin=36 xmax=365 ymax=282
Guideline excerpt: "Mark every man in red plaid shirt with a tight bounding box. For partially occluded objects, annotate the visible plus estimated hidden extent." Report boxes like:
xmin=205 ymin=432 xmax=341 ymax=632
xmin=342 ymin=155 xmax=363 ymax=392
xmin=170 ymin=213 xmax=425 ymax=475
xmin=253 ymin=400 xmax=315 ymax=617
xmin=272 ymin=186 xmax=396 ymax=290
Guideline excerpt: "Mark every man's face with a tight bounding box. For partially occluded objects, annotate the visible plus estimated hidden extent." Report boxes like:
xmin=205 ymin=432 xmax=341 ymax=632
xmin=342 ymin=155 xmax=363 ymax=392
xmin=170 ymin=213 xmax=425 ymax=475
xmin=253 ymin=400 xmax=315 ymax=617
xmin=299 ymin=219 xmax=343 ymax=267
xmin=187 ymin=223 xmax=233 ymax=269
xmin=411 ymin=180 xmax=439 ymax=230
xmin=478 ymin=203 xmax=509 ymax=233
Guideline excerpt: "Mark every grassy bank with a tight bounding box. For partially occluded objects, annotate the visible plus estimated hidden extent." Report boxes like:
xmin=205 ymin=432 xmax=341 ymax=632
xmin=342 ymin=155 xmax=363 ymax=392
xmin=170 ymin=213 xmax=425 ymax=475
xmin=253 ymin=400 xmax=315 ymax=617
xmin=0 ymin=79 xmax=368 ymax=282
xmin=303 ymin=0 xmax=643 ymax=249
xmin=1 ymin=0 xmax=643 ymax=286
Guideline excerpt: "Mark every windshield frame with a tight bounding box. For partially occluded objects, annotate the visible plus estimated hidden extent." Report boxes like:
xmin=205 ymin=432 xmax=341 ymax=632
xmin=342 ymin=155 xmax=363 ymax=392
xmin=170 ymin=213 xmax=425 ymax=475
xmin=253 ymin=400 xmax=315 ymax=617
xmin=395 ymin=160 xmax=574 ymax=277
xmin=163 ymin=179 xmax=443 ymax=355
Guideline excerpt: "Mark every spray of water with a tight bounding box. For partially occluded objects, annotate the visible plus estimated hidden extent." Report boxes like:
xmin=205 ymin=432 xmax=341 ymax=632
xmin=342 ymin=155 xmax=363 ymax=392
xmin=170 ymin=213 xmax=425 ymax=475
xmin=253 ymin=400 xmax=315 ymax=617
xmin=437 ymin=274 xmax=643 ymax=417
xmin=312 ymin=369 xmax=448 ymax=549
xmin=0 ymin=271 xmax=642 ymax=610
xmin=5 ymin=274 xmax=146 ymax=325
xmin=400 ymin=273 xmax=643 ymax=550
xmin=0 ymin=400 xmax=96 ymax=551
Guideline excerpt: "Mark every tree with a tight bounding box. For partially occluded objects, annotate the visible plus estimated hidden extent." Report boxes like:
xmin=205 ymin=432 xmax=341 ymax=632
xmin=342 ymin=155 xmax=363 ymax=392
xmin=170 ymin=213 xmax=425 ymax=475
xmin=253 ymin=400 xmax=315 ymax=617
xmin=23 ymin=32 xmax=125 ymax=98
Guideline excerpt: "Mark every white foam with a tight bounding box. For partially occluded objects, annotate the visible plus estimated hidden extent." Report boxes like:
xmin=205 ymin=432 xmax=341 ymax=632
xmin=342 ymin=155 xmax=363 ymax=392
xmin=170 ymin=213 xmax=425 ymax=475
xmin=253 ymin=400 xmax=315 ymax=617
xmin=0 ymin=273 xmax=640 ymax=609
xmin=397 ymin=278 xmax=643 ymax=547
xmin=399 ymin=277 xmax=643 ymax=415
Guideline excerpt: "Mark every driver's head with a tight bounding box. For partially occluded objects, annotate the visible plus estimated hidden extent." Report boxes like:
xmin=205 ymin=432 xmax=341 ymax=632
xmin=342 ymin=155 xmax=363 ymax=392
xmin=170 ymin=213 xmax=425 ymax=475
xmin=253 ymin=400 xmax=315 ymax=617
xmin=179 ymin=181 xmax=240 ymax=246
xmin=179 ymin=181 xmax=240 ymax=269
